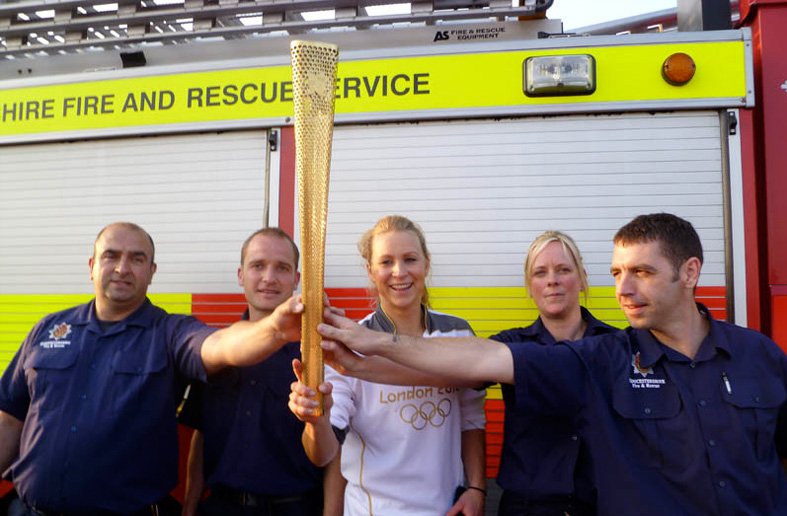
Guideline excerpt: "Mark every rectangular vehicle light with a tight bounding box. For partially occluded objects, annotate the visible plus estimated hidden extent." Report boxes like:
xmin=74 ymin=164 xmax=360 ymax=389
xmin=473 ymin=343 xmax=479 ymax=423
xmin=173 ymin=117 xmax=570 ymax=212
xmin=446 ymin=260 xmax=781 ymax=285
xmin=524 ymin=55 xmax=596 ymax=96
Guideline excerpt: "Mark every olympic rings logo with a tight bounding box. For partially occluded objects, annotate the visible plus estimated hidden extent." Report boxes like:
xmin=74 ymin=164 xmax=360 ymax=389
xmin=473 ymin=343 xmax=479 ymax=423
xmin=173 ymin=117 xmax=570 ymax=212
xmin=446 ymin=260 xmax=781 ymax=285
xmin=399 ymin=398 xmax=452 ymax=430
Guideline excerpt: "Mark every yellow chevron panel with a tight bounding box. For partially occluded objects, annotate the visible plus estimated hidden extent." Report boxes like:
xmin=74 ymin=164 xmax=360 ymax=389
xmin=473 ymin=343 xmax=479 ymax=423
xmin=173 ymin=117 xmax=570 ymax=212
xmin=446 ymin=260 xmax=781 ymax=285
xmin=0 ymin=294 xmax=95 ymax=304
xmin=429 ymin=286 xmax=617 ymax=298
xmin=0 ymin=323 xmax=53 ymax=334
xmin=0 ymin=333 xmax=28 ymax=344
xmin=432 ymin=297 xmax=537 ymax=310
xmin=0 ymin=295 xmax=191 ymax=323
xmin=430 ymin=287 xmax=528 ymax=297
xmin=148 ymin=294 xmax=193 ymax=314
xmin=486 ymin=383 xmax=502 ymax=400
xmin=0 ymin=294 xmax=94 ymax=313
xmin=0 ymin=314 xmax=64 ymax=325
xmin=429 ymin=286 xmax=625 ymax=333
xmin=438 ymin=308 xmax=542 ymax=321
xmin=0 ymin=294 xmax=194 ymax=375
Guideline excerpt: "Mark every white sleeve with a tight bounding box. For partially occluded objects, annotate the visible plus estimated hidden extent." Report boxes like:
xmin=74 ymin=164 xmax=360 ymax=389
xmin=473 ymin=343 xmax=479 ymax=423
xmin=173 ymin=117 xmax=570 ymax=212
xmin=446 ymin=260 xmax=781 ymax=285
xmin=447 ymin=328 xmax=487 ymax=431
xmin=325 ymin=364 xmax=357 ymax=431
xmin=459 ymin=386 xmax=486 ymax=431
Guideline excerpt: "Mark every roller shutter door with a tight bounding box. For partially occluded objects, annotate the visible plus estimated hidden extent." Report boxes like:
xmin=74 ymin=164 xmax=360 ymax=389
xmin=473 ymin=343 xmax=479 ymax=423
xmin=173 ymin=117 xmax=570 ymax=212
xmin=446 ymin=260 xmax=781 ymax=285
xmin=324 ymin=111 xmax=727 ymax=292
xmin=0 ymin=130 xmax=269 ymax=294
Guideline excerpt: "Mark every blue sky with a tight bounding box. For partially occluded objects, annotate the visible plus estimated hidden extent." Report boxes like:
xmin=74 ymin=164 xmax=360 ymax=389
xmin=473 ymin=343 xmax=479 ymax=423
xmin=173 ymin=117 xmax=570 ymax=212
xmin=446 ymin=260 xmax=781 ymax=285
xmin=548 ymin=0 xmax=678 ymax=30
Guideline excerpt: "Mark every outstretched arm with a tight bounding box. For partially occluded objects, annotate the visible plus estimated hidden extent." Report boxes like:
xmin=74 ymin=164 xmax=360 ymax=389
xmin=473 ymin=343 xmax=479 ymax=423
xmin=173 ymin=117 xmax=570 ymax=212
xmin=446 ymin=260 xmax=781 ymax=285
xmin=318 ymin=312 xmax=515 ymax=385
xmin=201 ymin=295 xmax=305 ymax=375
xmin=289 ymin=359 xmax=340 ymax=467
xmin=323 ymin=340 xmax=484 ymax=388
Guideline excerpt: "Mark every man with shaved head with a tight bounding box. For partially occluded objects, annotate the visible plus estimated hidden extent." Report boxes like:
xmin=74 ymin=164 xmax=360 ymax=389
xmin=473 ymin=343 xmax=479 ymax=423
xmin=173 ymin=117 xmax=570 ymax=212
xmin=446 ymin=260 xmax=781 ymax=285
xmin=0 ymin=222 xmax=307 ymax=516
xmin=179 ymin=228 xmax=325 ymax=516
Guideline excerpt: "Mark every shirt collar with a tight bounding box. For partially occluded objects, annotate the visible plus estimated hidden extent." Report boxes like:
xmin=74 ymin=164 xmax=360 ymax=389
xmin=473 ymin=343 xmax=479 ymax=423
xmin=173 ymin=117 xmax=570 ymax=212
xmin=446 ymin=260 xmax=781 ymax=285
xmin=695 ymin=303 xmax=732 ymax=360
xmin=634 ymin=329 xmax=669 ymax=368
xmin=374 ymin=303 xmax=429 ymax=334
xmin=81 ymin=298 xmax=158 ymax=334
xmin=525 ymin=306 xmax=610 ymax=345
xmin=635 ymin=303 xmax=729 ymax=367
xmin=69 ymin=300 xmax=96 ymax=326
xmin=527 ymin=318 xmax=555 ymax=345
xmin=373 ymin=304 xmax=396 ymax=333
xmin=582 ymin=306 xmax=612 ymax=336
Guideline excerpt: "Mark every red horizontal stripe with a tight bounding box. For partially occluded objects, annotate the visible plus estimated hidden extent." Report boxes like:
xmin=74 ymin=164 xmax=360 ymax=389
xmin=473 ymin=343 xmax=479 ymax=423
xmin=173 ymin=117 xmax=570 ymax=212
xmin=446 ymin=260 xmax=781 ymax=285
xmin=326 ymin=288 xmax=372 ymax=298
xmin=194 ymin=314 xmax=244 ymax=325
xmin=696 ymin=286 xmax=726 ymax=297
xmin=191 ymin=304 xmax=247 ymax=315
xmin=486 ymin=432 xmax=504 ymax=446
xmin=697 ymin=297 xmax=726 ymax=308
xmin=329 ymin=298 xmax=375 ymax=309
xmin=193 ymin=293 xmax=246 ymax=303
xmin=486 ymin=449 xmax=501 ymax=477
xmin=486 ymin=398 xmax=504 ymax=478
xmin=485 ymin=409 xmax=505 ymax=422
xmin=486 ymin=420 xmax=504 ymax=432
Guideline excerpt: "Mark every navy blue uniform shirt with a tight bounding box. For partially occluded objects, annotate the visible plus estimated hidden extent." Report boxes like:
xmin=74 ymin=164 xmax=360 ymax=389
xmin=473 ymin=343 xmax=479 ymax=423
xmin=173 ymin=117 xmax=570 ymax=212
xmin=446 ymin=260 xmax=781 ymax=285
xmin=179 ymin=311 xmax=321 ymax=496
xmin=505 ymin=305 xmax=787 ymax=516
xmin=491 ymin=307 xmax=618 ymax=505
xmin=0 ymin=298 xmax=214 ymax=515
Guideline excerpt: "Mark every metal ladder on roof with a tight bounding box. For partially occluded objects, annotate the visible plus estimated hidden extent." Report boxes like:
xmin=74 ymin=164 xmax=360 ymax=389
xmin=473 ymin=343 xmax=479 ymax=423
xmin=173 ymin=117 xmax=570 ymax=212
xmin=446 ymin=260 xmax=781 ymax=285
xmin=0 ymin=0 xmax=552 ymax=59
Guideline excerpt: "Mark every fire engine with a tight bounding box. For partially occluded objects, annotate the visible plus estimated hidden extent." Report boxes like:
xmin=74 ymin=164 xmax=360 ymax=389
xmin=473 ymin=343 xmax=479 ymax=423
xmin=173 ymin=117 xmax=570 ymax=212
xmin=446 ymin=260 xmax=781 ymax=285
xmin=0 ymin=0 xmax=783 ymax=503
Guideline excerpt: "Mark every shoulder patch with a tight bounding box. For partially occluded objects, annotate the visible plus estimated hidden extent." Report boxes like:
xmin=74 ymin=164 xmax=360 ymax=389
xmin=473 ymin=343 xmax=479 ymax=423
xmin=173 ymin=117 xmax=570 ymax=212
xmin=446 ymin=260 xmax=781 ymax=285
xmin=40 ymin=321 xmax=73 ymax=349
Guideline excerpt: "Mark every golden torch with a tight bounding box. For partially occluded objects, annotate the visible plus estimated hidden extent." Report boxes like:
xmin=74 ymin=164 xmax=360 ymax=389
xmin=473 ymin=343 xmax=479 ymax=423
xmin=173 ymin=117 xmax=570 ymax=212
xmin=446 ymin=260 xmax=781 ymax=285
xmin=290 ymin=40 xmax=339 ymax=415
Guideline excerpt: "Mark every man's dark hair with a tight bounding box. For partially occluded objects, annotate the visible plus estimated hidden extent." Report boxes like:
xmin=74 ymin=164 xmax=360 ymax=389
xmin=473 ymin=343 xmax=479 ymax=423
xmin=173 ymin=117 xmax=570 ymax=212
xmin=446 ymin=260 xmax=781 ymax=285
xmin=240 ymin=228 xmax=300 ymax=268
xmin=94 ymin=222 xmax=156 ymax=264
xmin=613 ymin=213 xmax=703 ymax=274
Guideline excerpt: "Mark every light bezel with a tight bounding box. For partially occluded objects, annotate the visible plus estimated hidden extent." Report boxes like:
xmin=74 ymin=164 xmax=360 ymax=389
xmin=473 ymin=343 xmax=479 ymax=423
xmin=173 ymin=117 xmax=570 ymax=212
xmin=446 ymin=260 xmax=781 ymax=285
xmin=523 ymin=54 xmax=597 ymax=97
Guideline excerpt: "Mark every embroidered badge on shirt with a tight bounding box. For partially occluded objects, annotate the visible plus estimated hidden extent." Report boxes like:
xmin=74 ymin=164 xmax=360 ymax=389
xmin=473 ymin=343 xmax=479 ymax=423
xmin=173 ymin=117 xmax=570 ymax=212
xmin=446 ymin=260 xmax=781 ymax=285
xmin=632 ymin=352 xmax=653 ymax=377
xmin=40 ymin=322 xmax=72 ymax=349
xmin=48 ymin=322 xmax=71 ymax=340
xmin=629 ymin=352 xmax=665 ymax=389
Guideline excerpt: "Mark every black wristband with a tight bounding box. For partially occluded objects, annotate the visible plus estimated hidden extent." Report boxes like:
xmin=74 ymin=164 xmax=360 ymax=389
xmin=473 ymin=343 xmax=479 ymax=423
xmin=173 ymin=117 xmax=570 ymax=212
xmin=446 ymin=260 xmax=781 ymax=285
xmin=466 ymin=486 xmax=486 ymax=496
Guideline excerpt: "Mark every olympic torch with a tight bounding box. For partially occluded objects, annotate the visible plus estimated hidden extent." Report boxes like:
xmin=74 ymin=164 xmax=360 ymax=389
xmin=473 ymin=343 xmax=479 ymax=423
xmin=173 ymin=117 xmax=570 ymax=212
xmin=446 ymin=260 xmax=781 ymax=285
xmin=290 ymin=40 xmax=339 ymax=415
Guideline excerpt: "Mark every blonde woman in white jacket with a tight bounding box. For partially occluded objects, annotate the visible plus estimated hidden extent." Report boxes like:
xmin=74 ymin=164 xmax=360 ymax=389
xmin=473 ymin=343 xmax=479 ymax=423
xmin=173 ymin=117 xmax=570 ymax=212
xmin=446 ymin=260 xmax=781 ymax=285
xmin=289 ymin=215 xmax=487 ymax=516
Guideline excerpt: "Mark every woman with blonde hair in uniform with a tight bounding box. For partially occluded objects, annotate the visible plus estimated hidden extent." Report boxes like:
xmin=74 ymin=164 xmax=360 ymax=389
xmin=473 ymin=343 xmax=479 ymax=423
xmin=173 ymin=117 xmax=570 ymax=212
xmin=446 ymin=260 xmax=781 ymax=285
xmin=490 ymin=230 xmax=618 ymax=516
xmin=289 ymin=215 xmax=487 ymax=516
